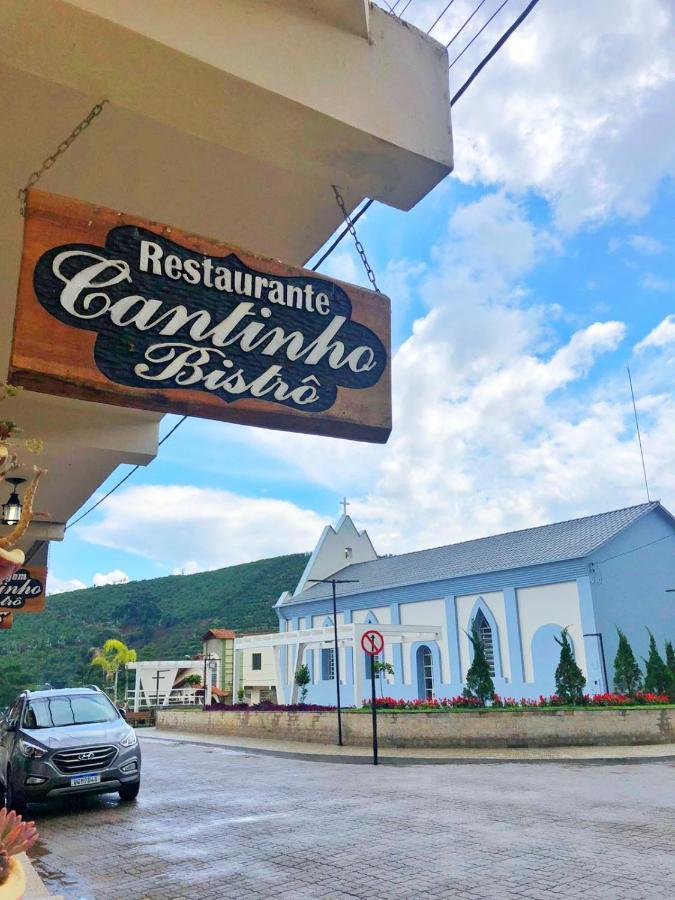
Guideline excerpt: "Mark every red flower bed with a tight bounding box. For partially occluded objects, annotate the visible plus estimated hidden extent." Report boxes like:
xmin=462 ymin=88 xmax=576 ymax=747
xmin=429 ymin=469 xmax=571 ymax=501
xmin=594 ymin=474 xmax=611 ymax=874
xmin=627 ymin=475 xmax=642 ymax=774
xmin=206 ymin=701 xmax=336 ymax=712
xmin=362 ymin=692 xmax=670 ymax=710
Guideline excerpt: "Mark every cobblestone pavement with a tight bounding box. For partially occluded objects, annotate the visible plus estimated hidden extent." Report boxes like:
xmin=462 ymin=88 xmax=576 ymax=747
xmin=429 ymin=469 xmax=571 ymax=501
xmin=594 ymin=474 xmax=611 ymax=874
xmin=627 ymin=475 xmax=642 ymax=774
xmin=28 ymin=736 xmax=675 ymax=900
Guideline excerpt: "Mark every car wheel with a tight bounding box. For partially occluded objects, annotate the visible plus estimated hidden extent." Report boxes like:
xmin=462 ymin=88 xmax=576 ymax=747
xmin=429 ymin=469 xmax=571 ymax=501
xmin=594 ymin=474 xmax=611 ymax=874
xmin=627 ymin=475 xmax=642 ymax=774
xmin=5 ymin=767 xmax=27 ymax=816
xmin=118 ymin=782 xmax=140 ymax=802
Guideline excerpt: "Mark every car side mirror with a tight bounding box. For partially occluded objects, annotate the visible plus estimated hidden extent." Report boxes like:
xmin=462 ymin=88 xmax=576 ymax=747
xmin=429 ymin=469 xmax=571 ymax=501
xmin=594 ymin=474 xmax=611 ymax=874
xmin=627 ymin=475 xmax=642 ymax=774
xmin=118 ymin=707 xmax=127 ymax=719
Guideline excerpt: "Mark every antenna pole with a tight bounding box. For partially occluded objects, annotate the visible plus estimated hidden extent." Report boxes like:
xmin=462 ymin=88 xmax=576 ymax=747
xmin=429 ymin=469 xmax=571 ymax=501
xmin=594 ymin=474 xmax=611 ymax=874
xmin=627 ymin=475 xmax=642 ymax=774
xmin=627 ymin=367 xmax=651 ymax=502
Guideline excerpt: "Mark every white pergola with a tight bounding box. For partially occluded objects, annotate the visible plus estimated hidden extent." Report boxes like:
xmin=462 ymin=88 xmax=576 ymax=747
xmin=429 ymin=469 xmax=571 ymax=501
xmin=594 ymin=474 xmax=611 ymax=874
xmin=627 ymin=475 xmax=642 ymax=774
xmin=234 ymin=623 xmax=442 ymax=705
xmin=126 ymin=659 xmax=220 ymax=710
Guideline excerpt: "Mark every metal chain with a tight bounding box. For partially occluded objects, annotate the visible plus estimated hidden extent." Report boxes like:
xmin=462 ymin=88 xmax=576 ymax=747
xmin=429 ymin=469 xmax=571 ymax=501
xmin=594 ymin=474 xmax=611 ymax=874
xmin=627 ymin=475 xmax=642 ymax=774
xmin=18 ymin=99 xmax=109 ymax=215
xmin=332 ymin=185 xmax=381 ymax=293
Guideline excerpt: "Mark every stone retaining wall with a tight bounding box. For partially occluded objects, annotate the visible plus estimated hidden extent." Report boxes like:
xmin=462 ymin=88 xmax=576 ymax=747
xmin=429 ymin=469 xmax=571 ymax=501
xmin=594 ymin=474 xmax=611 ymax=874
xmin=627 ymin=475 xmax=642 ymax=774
xmin=156 ymin=707 xmax=675 ymax=748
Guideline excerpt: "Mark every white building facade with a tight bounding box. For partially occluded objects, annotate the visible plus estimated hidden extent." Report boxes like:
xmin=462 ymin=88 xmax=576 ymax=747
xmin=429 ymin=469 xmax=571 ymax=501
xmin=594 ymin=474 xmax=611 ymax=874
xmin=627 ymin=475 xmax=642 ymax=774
xmin=234 ymin=503 xmax=675 ymax=704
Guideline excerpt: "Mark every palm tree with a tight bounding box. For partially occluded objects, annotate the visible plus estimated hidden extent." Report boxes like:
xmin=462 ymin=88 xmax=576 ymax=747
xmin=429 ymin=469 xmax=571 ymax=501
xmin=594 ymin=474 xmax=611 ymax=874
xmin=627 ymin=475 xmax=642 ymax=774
xmin=90 ymin=639 xmax=137 ymax=705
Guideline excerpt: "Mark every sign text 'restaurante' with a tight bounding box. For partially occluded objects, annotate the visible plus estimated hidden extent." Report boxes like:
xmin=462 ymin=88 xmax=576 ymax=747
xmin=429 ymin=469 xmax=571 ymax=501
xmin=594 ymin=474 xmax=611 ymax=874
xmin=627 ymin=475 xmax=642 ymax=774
xmin=33 ymin=229 xmax=388 ymax=413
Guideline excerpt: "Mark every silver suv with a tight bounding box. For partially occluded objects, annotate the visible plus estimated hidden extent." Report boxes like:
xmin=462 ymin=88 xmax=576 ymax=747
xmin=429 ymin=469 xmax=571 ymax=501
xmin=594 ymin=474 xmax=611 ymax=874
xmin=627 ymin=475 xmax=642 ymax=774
xmin=0 ymin=686 xmax=141 ymax=813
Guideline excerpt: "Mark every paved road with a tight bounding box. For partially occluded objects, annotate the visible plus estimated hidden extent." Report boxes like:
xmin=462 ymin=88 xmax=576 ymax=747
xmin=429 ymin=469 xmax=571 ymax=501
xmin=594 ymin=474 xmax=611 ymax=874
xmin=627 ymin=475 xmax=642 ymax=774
xmin=29 ymin=736 xmax=675 ymax=900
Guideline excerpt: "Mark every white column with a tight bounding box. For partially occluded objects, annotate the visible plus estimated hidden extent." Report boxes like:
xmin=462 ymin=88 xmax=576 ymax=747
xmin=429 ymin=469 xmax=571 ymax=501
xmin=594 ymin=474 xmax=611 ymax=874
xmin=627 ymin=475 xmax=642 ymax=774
xmin=133 ymin=668 xmax=140 ymax=712
xmin=353 ymin=627 xmax=365 ymax=707
xmin=232 ymin=647 xmax=239 ymax=704
xmin=272 ymin=645 xmax=286 ymax=704
xmin=290 ymin=643 xmax=307 ymax=703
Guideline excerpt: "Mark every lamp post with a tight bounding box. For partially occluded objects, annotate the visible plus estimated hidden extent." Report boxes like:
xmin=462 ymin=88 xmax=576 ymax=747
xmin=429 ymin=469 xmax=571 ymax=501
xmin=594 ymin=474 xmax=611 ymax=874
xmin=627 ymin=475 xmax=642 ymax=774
xmin=202 ymin=654 xmax=218 ymax=710
xmin=308 ymin=577 xmax=359 ymax=746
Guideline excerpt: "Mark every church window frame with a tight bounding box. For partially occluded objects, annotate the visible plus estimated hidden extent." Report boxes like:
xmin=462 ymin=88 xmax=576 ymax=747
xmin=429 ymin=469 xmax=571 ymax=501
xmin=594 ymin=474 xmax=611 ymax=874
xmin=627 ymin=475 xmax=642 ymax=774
xmin=321 ymin=647 xmax=335 ymax=681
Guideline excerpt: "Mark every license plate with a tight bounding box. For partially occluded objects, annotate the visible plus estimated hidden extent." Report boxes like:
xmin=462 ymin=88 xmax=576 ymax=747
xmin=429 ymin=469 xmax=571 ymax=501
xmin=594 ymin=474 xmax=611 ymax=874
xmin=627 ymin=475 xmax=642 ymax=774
xmin=70 ymin=774 xmax=101 ymax=787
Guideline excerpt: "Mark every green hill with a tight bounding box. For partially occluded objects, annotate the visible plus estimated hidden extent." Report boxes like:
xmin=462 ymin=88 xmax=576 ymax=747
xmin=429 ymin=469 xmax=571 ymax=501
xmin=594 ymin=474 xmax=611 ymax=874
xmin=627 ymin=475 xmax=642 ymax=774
xmin=0 ymin=552 xmax=307 ymax=702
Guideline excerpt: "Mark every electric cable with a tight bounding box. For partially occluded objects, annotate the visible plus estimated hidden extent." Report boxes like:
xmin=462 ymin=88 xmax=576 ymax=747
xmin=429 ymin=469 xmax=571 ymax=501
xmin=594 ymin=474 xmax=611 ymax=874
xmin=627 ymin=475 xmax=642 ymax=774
xmin=449 ymin=0 xmax=510 ymax=69
xmin=446 ymin=0 xmax=489 ymax=48
xmin=427 ymin=0 xmax=456 ymax=34
xmin=64 ymin=416 xmax=187 ymax=531
xmin=451 ymin=0 xmax=542 ymax=104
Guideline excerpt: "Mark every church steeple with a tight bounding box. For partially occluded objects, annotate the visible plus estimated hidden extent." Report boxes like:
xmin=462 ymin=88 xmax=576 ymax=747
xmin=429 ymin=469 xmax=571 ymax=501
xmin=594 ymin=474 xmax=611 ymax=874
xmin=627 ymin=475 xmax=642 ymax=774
xmin=290 ymin=508 xmax=378 ymax=597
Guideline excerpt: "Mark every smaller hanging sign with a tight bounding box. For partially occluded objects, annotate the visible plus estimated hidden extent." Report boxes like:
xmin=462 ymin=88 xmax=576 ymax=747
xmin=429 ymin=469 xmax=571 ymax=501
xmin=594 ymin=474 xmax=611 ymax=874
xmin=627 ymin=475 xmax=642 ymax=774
xmin=0 ymin=566 xmax=47 ymax=613
xmin=0 ymin=611 xmax=13 ymax=629
xmin=11 ymin=190 xmax=392 ymax=443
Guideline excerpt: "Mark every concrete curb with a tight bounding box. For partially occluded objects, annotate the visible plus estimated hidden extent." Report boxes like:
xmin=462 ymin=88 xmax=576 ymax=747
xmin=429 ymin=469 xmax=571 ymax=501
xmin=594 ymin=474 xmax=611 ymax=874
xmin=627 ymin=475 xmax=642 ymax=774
xmin=140 ymin=732 xmax=675 ymax=767
xmin=20 ymin=852 xmax=64 ymax=900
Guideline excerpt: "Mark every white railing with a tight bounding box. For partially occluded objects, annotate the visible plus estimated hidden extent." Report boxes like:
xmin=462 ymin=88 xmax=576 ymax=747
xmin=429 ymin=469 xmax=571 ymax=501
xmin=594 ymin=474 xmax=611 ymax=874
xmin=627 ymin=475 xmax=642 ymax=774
xmin=126 ymin=688 xmax=202 ymax=709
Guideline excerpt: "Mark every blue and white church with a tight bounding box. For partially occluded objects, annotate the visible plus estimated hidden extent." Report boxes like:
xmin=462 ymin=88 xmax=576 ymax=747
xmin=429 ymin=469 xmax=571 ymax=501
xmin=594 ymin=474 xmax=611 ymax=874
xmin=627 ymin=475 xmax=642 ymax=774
xmin=232 ymin=502 xmax=675 ymax=705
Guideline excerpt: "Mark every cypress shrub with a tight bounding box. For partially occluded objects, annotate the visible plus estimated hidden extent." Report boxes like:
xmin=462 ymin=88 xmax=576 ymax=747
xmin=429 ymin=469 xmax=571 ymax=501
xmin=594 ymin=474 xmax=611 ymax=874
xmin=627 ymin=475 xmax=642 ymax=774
xmin=642 ymin=630 xmax=670 ymax=694
xmin=554 ymin=627 xmax=586 ymax=704
xmin=464 ymin=621 xmax=494 ymax=706
xmin=613 ymin=628 xmax=642 ymax=694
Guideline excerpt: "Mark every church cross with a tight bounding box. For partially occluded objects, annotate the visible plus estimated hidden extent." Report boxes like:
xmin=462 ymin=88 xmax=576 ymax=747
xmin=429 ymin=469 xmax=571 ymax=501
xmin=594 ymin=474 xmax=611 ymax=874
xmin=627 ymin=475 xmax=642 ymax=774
xmin=341 ymin=497 xmax=350 ymax=516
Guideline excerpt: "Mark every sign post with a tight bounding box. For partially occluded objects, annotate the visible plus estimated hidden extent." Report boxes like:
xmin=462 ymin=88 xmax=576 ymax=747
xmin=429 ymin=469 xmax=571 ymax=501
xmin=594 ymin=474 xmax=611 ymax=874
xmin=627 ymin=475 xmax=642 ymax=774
xmin=361 ymin=628 xmax=384 ymax=766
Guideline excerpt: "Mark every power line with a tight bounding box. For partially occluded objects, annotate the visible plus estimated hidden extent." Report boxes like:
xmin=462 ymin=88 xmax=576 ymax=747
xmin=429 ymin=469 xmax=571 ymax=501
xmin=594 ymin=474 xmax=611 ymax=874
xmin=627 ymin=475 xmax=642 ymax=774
xmin=65 ymin=415 xmax=187 ymax=531
xmin=627 ymin=367 xmax=651 ymax=503
xmin=446 ymin=0 xmax=489 ymax=48
xmin=310 ymin=199 xmax=374 ymax=271
xmin=595 ymin=529 xmax=671 ymax=566
xmin=449 ymin=0 xmax=510 ymax=69
xmin=451 ymin=0 xmax=542 ymax=104
xmin=428 ymin=0 xmax=456 ymax=34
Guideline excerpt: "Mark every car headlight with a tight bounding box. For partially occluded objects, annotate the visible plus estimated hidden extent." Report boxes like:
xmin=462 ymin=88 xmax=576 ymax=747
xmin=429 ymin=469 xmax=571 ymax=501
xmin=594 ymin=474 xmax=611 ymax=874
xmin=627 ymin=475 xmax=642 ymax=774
xmin=120 ymin=730 xmax=137 ymax=748
xmin=18 ymin=739 xmax=46 ymax=758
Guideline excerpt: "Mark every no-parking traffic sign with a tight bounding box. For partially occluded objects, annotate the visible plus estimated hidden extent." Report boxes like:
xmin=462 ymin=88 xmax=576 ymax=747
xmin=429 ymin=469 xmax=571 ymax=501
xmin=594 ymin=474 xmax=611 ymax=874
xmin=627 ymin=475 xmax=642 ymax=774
xmin=361 ymin=628 xmax=384 ymax=656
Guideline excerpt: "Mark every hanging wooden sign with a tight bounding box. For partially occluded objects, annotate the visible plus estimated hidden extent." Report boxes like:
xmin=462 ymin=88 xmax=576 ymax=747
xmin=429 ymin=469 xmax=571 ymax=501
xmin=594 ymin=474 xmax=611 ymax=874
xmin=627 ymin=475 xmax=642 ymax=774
xmin=11 ymin=191 xmax=392 ymax=443
xmin=0 ymin=565 xmax=47 ymax=613
xmin=0 ymin=611 xmax=13 ymax=630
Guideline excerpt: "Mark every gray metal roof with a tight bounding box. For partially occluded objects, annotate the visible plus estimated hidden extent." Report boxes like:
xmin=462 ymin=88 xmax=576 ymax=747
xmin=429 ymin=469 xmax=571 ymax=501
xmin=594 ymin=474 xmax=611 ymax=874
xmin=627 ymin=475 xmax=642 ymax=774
xmin=287 ymin=502 xmax=662 ymax=605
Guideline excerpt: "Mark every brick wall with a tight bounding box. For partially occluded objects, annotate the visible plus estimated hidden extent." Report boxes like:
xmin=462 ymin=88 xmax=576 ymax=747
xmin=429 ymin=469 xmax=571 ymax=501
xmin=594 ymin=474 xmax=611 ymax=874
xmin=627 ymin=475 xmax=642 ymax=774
xmin=156 ymin=707 xmax=675 ymax=748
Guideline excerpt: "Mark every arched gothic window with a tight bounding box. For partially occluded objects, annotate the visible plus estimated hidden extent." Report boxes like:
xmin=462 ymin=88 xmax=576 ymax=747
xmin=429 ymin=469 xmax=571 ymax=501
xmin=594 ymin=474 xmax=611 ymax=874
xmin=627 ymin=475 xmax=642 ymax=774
xmin=416 ymin=645 xmax=434 ymax=700
xmin=474 ymin=609 xmax=495 ymax=677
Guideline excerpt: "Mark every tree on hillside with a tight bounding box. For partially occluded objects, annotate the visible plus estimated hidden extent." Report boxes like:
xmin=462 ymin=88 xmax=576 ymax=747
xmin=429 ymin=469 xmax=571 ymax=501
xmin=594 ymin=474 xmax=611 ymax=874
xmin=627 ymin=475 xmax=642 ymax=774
xmin=613 ymin=628 xmax=642 ymax=694
xmin=642 ymin=630 xmax=671 ymax=695
xmin=90 ymin=639 xmax=137 ymax=704
xmin=464 ymin=621 xmax=494 ymax=706
xmin=554 ymin=628 xmax=586 ymax=704
xmin=0 ymin=660 xmax=31 ymax=706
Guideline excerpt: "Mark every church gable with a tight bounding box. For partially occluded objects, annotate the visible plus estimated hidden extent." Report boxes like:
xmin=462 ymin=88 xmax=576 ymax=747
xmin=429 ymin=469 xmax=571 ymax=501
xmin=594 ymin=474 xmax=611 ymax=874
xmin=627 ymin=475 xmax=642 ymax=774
xmin=292 ymin=514 xmax=378 ymax=597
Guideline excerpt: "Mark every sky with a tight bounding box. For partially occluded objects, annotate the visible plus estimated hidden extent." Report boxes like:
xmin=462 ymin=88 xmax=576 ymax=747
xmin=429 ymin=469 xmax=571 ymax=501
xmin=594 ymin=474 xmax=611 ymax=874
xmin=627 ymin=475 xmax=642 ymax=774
xmin=48 ymin=0 xmax=675 ymax=593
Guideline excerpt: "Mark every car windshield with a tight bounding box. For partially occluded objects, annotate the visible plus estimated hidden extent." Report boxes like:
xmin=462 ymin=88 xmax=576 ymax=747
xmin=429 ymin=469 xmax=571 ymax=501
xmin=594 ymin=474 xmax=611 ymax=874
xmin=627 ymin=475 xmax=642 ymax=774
xmin=22 ymin=695 xmax=118 ymax=729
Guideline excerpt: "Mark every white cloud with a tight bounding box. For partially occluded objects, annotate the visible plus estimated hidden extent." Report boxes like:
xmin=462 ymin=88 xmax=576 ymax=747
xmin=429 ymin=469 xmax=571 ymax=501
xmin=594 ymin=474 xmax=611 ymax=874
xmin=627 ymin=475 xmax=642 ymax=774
xmin=408 ymin=0 xmax=675 ymax=230
xmin=228 ymin=192 xmax=675 ymax=555
xmin=642 ymin=274 xmax=675 ymax=292
xmin=635 ymin=315 xmax=675 ymax=352
xmin=80 ymin=486 xmax=325 ymax=571
xmin=92 ymin=569 xmax=130 ymax=587
xmin=610 ymin=235 xmax=664 ymax=255
xmin=47 ymin=576 xmax=87 ymax=596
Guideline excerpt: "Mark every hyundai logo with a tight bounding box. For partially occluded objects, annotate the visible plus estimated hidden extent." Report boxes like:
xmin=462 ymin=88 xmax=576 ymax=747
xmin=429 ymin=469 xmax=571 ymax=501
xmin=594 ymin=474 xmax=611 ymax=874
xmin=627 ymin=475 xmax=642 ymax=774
xmin=77 ymin=751 xmax=95 ymax=760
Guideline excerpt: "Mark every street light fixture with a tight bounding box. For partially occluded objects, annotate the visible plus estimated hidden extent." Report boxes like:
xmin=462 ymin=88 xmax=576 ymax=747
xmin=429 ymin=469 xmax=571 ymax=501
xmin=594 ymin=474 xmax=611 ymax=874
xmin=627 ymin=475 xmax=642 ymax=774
xmin=202 ymin=654 xmax=218 ymax=710
xmin=1 ymin=477 xmax=25 ymax=526
xmin=308 ymin=577 xmax=359 ymax=746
